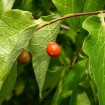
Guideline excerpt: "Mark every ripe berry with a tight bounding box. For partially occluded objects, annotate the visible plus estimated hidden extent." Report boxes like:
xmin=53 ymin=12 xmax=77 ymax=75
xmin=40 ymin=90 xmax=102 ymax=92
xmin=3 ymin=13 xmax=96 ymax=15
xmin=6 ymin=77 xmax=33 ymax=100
xmin=46 ymin=42 xmax=60 ymax=57
xmin=18 ymin=49 xmax=30 ymax=63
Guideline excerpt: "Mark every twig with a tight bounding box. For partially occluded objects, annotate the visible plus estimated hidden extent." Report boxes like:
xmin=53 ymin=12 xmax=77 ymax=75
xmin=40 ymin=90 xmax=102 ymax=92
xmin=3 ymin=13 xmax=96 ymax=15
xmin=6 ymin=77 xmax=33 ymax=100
xmin=60 ymin=24 xmax=70 ymax=30
xmin=36 ymin=10 xmax=105 ymax=31
xmin=71 ymin=48 xmax=82 ymax=66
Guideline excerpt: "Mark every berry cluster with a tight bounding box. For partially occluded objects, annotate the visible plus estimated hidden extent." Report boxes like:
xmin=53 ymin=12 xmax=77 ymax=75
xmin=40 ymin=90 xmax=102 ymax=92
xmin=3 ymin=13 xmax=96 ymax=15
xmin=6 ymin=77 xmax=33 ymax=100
xmin=18 ymin=42 xmax=60 ymax=63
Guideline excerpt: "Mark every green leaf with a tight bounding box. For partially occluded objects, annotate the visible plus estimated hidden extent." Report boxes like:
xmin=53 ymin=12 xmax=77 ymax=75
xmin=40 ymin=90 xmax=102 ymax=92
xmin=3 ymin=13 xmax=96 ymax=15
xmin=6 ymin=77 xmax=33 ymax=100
xmin=83 ymin=13 xmax=105 ymax=105
xmin=0 ymin=62 xmax=17 ymax=105
xmin=0 ymin=9 xmax=37 ymax=102
xmin=51 ymin=80 xmax=63 ymax=105
xmin=52 ymin=0 xmax=85 ymax=30
xmin=63 ymin=59 xmax=87 ymax=89
xmin=83 ymin=0 xmax=104 ymax=12
xmin=0 ymin=0 xmax=15 ymax=13
xmin=50 ymin=59 xmax=87 ymax=105
xmin=42 ymin=65 xmax=62 ymax=98
xmin=51 ymin=89 xmax=60 ymax=105
xmin=82 ymin=0 xmax=105 ymax=21
xmin=29 ymin=15 xmax=61 ymax=97
xmin=61 ymin=59 xmax=87 ymax=98
xmin=69 ymin=86 xmax=91 ymax=105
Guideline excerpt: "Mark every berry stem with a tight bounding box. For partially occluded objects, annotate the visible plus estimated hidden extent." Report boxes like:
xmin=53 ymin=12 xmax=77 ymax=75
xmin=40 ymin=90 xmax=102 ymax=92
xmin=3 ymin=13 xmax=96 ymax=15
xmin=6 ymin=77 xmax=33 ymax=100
xmin=36 ymin=10 xmax=105 ymax=31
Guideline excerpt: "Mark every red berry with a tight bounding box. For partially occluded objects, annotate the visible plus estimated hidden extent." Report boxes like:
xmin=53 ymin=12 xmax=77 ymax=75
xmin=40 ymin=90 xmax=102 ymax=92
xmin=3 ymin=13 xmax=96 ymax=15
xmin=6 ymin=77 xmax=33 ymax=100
xmin=46 ymin=42 xmax=60 ymax=57
xmin=18 ymin=49 xmax=30 ymax=63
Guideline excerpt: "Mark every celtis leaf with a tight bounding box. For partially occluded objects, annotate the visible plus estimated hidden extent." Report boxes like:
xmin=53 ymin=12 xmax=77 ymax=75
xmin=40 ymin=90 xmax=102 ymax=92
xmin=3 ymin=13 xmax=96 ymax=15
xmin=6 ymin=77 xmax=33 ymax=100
xmin=42 ymin=66 xmax=62 ymax=98
xmin=69 ymin=86 xmax=91 ymax=105
xmin=83 ymin=13 xmax=105 ymax=105
xmin=51 ymin=89 xmax=60 ymax=105
xmin=83 ymin=0 xmax=104 ymax=12
xmin=82 ymin=0 xmax=105 ymax=21
xmin=29 ymin=15 xmax=61 ymax=97
xmin=0 ymin=62 xmax=17 ymax=105
xmin=52 ymin=0 xmax=85 ymax=30
xmin=0 ymin=9 xmax=37 ymax=103
xmin=0 ymin=0 xmax=15 ymax=13
xmin=61 ymin=59 xmax=87 ymax=98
